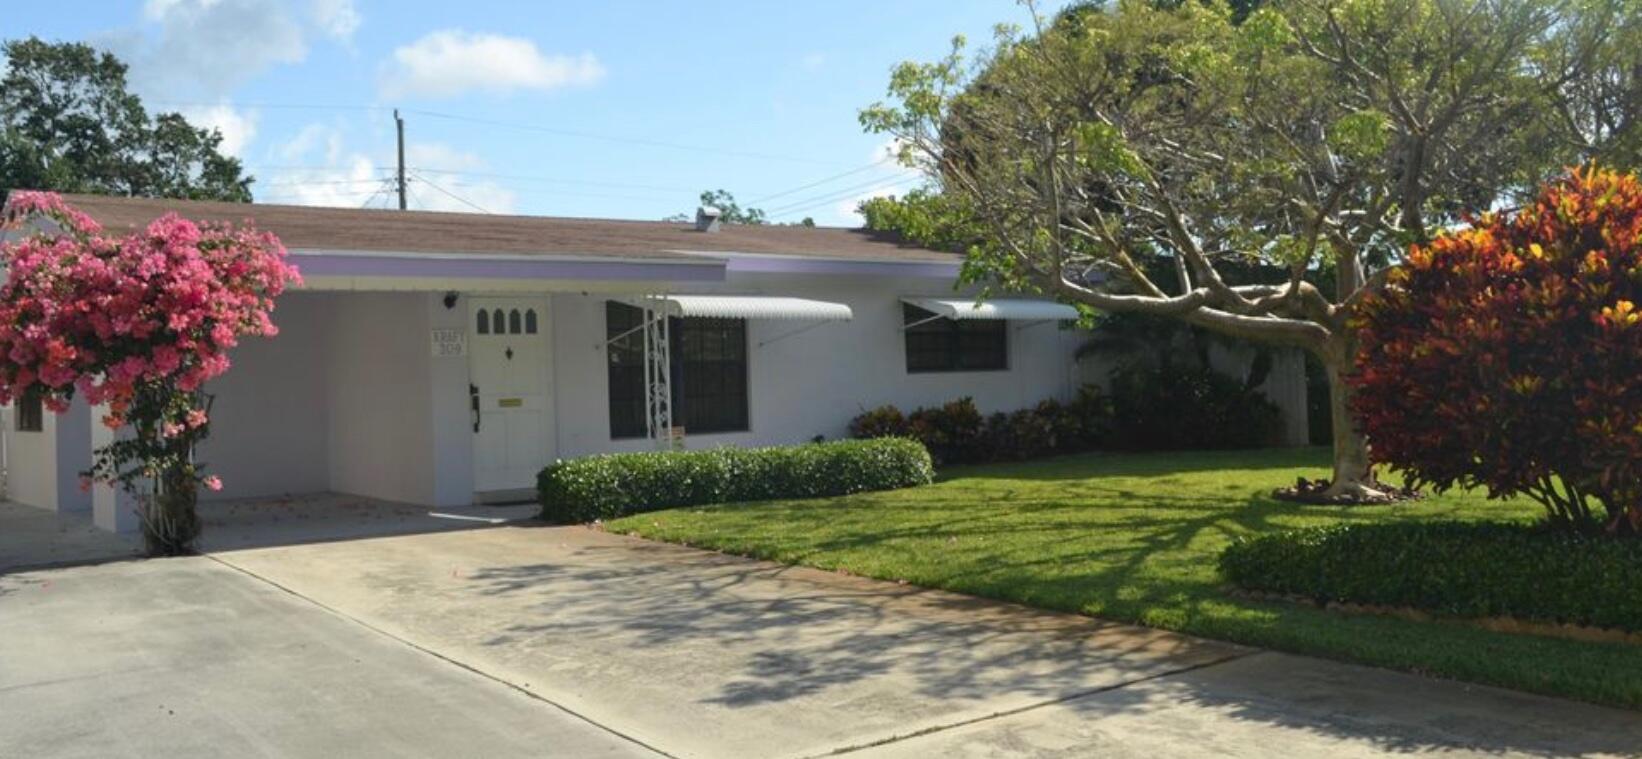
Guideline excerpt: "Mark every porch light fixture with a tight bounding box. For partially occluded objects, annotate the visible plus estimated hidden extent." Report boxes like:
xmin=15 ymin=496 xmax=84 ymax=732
xmin=443 ymin=291 xmax=460 ymax=309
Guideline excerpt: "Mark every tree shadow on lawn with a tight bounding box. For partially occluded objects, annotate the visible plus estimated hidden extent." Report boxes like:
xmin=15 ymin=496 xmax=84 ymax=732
xmin=461 ymin=521 xmax=1641 ymax=756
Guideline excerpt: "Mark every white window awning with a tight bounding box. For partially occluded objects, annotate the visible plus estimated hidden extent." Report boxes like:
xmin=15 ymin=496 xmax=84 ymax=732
xmin=902 ymin=297 xmax=1080 ymax=322
xmin=623 ymin=294 xmax=853 ymax=321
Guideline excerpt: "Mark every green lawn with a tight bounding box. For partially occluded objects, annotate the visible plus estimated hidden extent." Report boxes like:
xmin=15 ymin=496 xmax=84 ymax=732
xmin=608 ymin=447 xmax=1642 ymax=709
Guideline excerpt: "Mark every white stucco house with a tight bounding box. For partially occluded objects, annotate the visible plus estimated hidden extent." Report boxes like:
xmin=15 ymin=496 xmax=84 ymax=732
xmin=1 ymin=195 xmax=1093 ymax=532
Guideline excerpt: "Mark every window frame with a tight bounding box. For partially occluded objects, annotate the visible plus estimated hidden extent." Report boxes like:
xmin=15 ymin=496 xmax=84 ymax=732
xmin=902 ymin=303 xmax=1009 ymax=374
xmin=14 ymin=386 xmax=43 ymax=433
xmin=605 ymin=302 xmax=751 ymax=440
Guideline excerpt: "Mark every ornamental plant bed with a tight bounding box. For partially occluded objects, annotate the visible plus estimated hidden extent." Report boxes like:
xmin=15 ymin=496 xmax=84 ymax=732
xmin=1272 ymin=476 xmax=1421 ymax=505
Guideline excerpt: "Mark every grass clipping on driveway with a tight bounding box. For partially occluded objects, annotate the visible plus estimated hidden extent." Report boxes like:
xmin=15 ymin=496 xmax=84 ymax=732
xmin=608 ymin=448 xmax=1642 ymax=710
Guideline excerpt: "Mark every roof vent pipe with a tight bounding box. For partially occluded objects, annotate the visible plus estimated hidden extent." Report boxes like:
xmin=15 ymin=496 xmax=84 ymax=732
xmin=694 ymin=206 xmax=722 ymax=233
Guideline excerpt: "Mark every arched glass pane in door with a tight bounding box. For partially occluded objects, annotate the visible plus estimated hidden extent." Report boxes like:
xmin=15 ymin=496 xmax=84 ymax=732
xmin=493 ymin=309 xmax=507 ymax=334
xmin=476 ymin=309 xmax=490 ymax=334
xmin=524 ymin=309 xmax=538 ymax=334
xmin=509 ymin=309 xmax=522 ymax=334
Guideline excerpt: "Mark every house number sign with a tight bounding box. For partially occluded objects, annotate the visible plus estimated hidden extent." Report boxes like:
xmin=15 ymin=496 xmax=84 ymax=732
xmin=431 ymin=329 xmax=467 ymax=358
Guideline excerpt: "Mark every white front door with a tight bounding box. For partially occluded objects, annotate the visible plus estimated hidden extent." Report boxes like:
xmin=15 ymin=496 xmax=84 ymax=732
xmin=470 ymin=297 xmax=553 ymax=492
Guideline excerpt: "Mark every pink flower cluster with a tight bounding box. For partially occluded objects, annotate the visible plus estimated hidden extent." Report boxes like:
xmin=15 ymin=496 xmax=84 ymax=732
xmin=0 ymin=191 xmax=301 ymax=427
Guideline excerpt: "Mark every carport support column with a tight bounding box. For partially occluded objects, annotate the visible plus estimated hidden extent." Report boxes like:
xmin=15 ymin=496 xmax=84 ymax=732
xmin=53 ymin=396 xmax=92 ymax=514
xmin=89 ymin=406 xmax=141 ymax=534
xmin=428 ymin=293 xmax=475 ymax=506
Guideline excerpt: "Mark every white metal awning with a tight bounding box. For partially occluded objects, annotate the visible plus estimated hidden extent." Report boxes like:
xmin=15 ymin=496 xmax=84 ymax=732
xmin=623 ymin=294 xmax=853 ymax=321
xmin=902 ymin=297 xmax=1080 ymax=322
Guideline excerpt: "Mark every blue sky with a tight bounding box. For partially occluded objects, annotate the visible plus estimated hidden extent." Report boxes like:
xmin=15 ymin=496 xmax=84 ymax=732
xmin=7 ymin=1 xmax=1066 ymax=226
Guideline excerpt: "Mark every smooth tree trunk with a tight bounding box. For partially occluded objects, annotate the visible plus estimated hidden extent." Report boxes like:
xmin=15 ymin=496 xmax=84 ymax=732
xmin=1315 ymin=338 xmax=1386 ymax=500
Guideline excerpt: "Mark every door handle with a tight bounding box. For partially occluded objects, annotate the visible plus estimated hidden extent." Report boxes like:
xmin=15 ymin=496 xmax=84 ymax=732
xmin=470 ymin=383 xmax=481 ymax=433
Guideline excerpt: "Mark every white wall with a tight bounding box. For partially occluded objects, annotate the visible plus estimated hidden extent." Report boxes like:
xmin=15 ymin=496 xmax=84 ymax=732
xmin=199 ymin=292 xmax=331 ymax=500
xmin=192 ymin=291 xmax=474 ymax=508
xmin=3 ymin=397 xmax=90 ymax=513
xmin=550 ymin=271 xmax=1087 ymax=458
xmin=326 ymin=292 xmax=439 ymax=505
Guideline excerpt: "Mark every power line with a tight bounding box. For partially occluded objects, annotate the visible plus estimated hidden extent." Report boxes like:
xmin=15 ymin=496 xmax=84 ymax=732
xmin=406 ymin=183 xmax=430 ymax=211
xmin=359 ymin=178 xmax=397 ymax=209
xmin=255 ymin=177 xmax=388 ymax=188
xmin=745 ymin=158 xmax=895 ymax=205
xmin=148 ymin=100 xmax=390 ymax=113
xmin=410 ymin=170 xmax=493 ymax=214
xmin=767 ymin=175 xmax=924 ymax=220
xmin=252 ymin=187 xmax=384 ymax=203
xmin=762 ymin=173 xmax=923 ymax=216
xmin=436 ymin=183 xmax=674 ymax=204
xmin=409 ymin=167 xmax=695 ymax=194
xmin=402 ymin=108 xmax=843 ymax=166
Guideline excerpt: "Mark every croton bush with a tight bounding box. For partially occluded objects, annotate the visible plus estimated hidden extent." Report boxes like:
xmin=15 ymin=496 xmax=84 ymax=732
xmin=0 ymin=192 xmax=298 ymax=554
xmin=1350 ymin=166 xmax=1642 ymax=535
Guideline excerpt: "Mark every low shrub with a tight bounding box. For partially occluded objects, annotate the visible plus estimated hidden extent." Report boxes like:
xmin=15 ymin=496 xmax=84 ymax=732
xmin=1108 ymin=366 xmax=1281 ymax=450
xmin=981 ymin=409 xmax=1057 ymax=461
xmin=847 ymin=404 xmax=909 ymax=439
xmin=538 ymin=437 xmax=934 ymax=523
xmin=849 ymin=386 xmax=1114 ymax=466
xmin=908 ymin=397 xmax=986 ymax=464
xmin=1219 ymin=521 xmax=1642 ymax=632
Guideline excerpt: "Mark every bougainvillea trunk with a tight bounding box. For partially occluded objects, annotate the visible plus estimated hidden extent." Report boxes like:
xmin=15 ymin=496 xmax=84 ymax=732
xmin=145 ymin=465 xmax=202 ymax=557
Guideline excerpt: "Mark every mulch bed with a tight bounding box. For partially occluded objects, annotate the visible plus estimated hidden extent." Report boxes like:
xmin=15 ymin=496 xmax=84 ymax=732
xmin=1271 ymin=476 xmax=1423 ymax=505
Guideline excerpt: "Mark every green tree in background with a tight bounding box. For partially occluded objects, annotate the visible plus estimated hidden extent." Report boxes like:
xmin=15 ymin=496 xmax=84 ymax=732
xmin=860 ymin=0 xmax=1641 ymax=501
xmin=0 ymin=37 xmax=252 ymax=203
xmin=697 ymin=189 xmax=767 ymax=224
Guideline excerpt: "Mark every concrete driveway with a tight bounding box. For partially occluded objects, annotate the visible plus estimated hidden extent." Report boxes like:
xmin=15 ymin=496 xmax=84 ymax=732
xmin=3 ymin=512 xmax=1640 ymax=758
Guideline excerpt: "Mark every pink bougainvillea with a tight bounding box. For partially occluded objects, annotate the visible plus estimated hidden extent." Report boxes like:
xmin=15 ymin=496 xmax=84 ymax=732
xmin=0 ymin=191 xmax=299 ymax=420
xmin=0 ymin=191 xmax=299 ymax=553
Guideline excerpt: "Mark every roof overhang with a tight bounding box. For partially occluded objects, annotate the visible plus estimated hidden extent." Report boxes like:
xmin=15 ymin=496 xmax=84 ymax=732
xmin=622 ymin=294 xmax=853 ymax=321
xmin=674 ymin=251 xmax=964 ymax=279
xmin=902 ymin=297 xmax=1080 ymax=322
xmin=288 ymin=248 xmax=725 ymax=291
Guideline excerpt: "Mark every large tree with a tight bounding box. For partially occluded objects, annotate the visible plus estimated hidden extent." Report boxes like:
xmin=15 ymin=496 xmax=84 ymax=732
xmin=861 ymin=0 xmax=1640 ymax=500
xmin=0 ymin=37 xmax=252 ymax=203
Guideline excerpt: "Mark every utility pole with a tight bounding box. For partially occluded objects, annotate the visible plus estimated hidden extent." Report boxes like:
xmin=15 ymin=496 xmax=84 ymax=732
xmin=394 ymin=109 xmax=407 ymax=210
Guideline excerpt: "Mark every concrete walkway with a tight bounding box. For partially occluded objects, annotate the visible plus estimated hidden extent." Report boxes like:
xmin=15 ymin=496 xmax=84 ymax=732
xmin=0 ymin=501 xmax=139 ymax=572
xmin=3 ymin=516 xmax=1640 ymax=757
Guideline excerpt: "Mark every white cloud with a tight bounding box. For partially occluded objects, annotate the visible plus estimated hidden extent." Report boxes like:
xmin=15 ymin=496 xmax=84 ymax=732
xmin=310 ymin=0 xmax=361 ymax=40
xmin=379 ymin=30 xmax=604 ymax=99
xmin=259 ymin=125 xmax=515 ymax=214
xmin=277 ymin=122 xmax=346 ymax=165
xmin=120 ymin=0 xmax=307 ymax=97
xmin=177 ymin=102 xmax=259 ymax=156
xmin=800 ymin=52 xmax=826 ymax=71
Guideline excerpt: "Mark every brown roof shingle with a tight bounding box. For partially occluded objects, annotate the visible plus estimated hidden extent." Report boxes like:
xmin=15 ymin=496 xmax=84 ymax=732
xmin=48 ymin=194 xmax=960 ymax=264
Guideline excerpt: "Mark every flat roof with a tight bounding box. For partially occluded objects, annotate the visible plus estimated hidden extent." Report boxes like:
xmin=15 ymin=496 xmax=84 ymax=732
xmin=43 ymin=193 xmax=961 ymax=265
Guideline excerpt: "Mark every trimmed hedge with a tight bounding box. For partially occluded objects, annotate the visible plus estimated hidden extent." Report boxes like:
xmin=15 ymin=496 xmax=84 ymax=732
xmin=1219 ymin=521 xmax=1642 ymax=632
xmin=538 ymin=438 xmax=934 ymax=523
